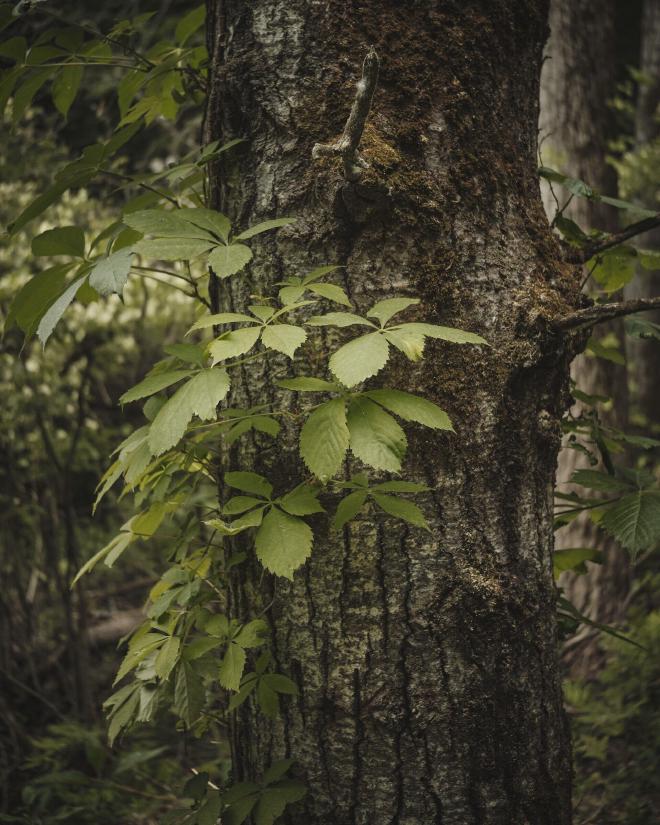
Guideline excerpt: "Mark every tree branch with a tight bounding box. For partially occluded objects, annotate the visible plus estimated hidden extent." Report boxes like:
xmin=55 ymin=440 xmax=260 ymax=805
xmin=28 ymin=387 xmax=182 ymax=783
xmin=555 ymin=296 xmax=660 ymax=330
xmin=565 ymin=213 xmax=660 ymax=263
xmin=312 ymin=47 xmax=380 ymax=181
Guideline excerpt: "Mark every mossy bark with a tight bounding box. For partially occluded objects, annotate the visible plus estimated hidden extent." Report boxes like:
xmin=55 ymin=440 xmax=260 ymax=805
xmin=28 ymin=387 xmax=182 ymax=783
xmin=205 ymin=2 xmax=578 ymax=822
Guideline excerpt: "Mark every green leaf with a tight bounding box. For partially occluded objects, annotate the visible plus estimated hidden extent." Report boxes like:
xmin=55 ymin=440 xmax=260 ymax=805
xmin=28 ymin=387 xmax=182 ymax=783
xmin=32 ymin=226 xmax=85 ymax=258
xmin=234 ymin=619 xmax=269 ymax=648
xmin=52 ymin=63 xmax=83 ymax=117
xmin=225 ymin=471 xmax=273 ymax=498
xmin=367 ymin=297 xmax=419 ymax=325
xmin=219 ymin=643 xmax=247 ymax=691
xmin=590 ymin=246 xmax=637 ymax=294
xmin=178 ymin=207 xmax=231 ymax=242
xmin=299 ymin=398 xmax=349 ymax=481
xmin=154 ymin=635 xmax=181 ymax=681
xmin=261 ymin=324 xmax=307 ymax=358
xmin=228 ymin=676 xmax=258 ymax=711
xmin=249 ymin=304 xmax=276 ymax=321
xmin=302 ymin=264 xmax=342 ymax=284
xmin=366 ymin=389 xmax=453 ymax=430
xmin=586 ymin=336 xmax=625 ymax=364
xmin=371 ymin=493 xmax=429 ymax=530
xmin=197 ymin=792 xmax=222 ymax=825
xmin=224 ymin=786 xmax=259 ymax=825
xmin=279 ymin=285 xmax=306 ymax=305
xmin=396 ymin=322 xmax=487 ymax=345
xmin=254 ymin=783 xmax=306 ymax=825
xmin=639 ymin=249 xmax=660 ymax=271
xmin=309 ymin=283 xmax=351 ymax=306
xmin=234 ymin=218 xmax=295 ymax=240
xmin=107 ymin=687 xmax=140 ymax=746
xmin=600 ymin=490 xmax=660 ymax=556
xmin=208 ymin=243 xmax=253 ymax=278
xmin=333 ymin=490 xmax=368 ymax=530
xmin=307 ymin=312 xmax=373 ymax=328
xmin=224 ymin=496 xmax=266 ymax=515
xmin=262 ymin=674 xmax=298 ymax=695
xmin=347 ymin=397 xmax=406 ymax=472
xmin=255 ymin=508 xmax=313 ymax=579
xmin=88 ymin=248 xmax=133 ymax=296
xmin=553 ymin=547 xmax=602 ymax=576
xmin=72 ymin=532 xmax=134 ymax=585
xmin=123 ymin=209 xmax=214 ymax=239
xmin=37 ymin=274 xmax=88 ymax=346
xmin=13 ymin=67 xmax=55 ymax=123
xmin=120 ymin=369 xmax=194 ymax=404
xmin=538 ymin=166 xmax=594 ymax=198
xmin=174 ymin=661 xmax=205 ymax=725
xmin=148 ymin=368 xmax=230 ymax=455
xmin=209 ymin=327 xmax=261 ymax=364
xmin=163 ymin=343 xmax=206 ymax=365
xmin=278 ymin=484 xmax=325 ymax=516
xmin=383 ymin=328 xmax=426 ymax=361
xmin=625 ymin=316 xmax=660 ymax=341
xmin=134 ymin=237 xmax=213 ymax=261
xmin=175 ymin=4 xmax=206 ymax=45
xmin=571 ymin=470 xmax=632 ymax=493
xmin=330 ymin=332 xmax=390 ymax=387
xmin=5 ymin=263 xmax=71 ymax=335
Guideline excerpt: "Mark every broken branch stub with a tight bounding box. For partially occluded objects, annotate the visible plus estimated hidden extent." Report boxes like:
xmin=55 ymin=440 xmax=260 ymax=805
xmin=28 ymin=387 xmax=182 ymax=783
xmin=312 ymin=46 xmax=380 ymax=182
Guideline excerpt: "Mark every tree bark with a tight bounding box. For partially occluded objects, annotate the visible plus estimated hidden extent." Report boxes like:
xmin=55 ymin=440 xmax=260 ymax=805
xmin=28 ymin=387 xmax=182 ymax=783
xmin=206 ymin=2 xmax=577 ymax=822
xmin=539 ymin=0 xmax=631 ymax=678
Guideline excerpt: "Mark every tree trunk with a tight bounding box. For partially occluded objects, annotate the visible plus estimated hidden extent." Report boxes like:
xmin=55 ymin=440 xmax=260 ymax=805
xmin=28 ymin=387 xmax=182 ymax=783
xmin=624 ymin=0 xmax=660 ymax=424
xmin=539 ymin=0 xmax=631 ymax=678
xmin=206 ymin=2 xmax=577 ymax=822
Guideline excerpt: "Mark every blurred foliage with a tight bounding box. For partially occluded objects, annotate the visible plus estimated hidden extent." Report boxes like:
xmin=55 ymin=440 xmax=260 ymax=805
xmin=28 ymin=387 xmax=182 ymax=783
xmin=568 ymin=574 xmax=660 ymax=825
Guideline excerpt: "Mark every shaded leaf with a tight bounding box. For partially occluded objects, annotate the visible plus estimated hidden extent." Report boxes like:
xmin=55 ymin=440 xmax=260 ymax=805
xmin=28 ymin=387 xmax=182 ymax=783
xmin=299 ymin=398 xmax=349 ymax=481
xmin=148 ymin=368 xmax=230 ymax=455
xmin=208 ymin=243 xmax=253 ymax=278
xmin=347 ymin=397 xmax=407 ymax=472
xmin=255 ymin=508 xmax=313 ymax=579
xmin=366 ymin=389 xmax=453 ymax=430
xmin=32 ymin=226 xmax=85 ymax=258
xmin=88 ymin=248 xmax=133 ymax=296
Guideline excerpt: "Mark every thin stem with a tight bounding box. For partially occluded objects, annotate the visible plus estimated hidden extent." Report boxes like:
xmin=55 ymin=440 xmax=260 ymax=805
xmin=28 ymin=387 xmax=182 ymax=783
xmin=102 ymin=169 xmax=179 ymax=207
xmin=132 ymin=264 xmax=194 ymax=285
xmin=565 ymin=212 xmax=660 ymax=263
xmin=556 ymin=295 xmax=660 ymax=331
xmin=134 ymin=271 xmax=197 ymax=299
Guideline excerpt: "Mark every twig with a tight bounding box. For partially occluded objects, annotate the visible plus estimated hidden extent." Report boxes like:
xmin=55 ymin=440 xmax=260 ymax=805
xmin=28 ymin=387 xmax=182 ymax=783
xmin=312 ymin=47 xmax=380 ymax=181
xmin=565 ymin=213 xmax=660 ymax=263
xmin=555 ymin=295 xmax=660 ymax=331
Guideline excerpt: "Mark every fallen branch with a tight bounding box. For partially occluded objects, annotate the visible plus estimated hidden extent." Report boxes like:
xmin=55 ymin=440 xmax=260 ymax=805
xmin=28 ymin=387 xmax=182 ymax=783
xmin=555 ymin=295 xmax=660 ymax=331
xmin=312 ymin=47 xmax=380 ymax=181
xmin=565 ymin=212 xmax=660 ymax=263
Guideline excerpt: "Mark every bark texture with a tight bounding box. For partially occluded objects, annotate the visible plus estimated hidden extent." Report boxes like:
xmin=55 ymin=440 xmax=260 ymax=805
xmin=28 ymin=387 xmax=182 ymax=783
xmin=539 ymin=0 xmax=631 ymax=677
xmin=206 ymin=2 xmax=579 ymax=823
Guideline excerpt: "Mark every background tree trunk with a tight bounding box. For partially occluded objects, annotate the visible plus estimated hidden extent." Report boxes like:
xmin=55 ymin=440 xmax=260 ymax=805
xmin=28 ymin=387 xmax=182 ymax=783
xmin=624 ymin=0 xmax=660 ymax=425
xmin=539 ymin=0 xmax=631 ymax=678
xmin=206 ymin=2 xmax=577 ymax=822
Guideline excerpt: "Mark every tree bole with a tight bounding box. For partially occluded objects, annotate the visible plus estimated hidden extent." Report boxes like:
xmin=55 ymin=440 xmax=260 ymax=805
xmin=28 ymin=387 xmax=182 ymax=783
xmin=206 ymin=1 xmax=578 ymax=822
